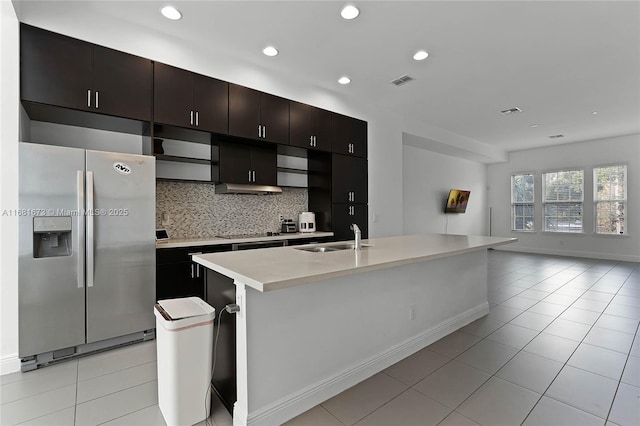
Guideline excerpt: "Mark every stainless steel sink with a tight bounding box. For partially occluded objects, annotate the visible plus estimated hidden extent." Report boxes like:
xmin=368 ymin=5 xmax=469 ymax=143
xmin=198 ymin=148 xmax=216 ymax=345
xmin=294 ymin=243 xmax=369 ymax=253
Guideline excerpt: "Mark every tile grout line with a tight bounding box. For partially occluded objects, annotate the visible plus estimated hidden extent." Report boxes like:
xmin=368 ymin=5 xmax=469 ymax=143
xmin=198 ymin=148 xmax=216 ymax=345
xmin=603 ymin=309 xmax=640 ymax=424
xmin=438 ymin=256 xmax=631 ymax=425
xmin=74 ymin=360 xmax=79 ymax=426
xmin=94 ymin=402 xmax=158 ymax=426
xmin=414 ymin=258 xmax=591 ymax=424
xmin=519 ymin=261 xmax=636 ymax=425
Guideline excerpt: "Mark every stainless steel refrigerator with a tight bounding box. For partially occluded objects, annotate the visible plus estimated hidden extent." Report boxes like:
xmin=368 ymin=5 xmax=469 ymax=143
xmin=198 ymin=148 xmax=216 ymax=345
xmin=19 ymin=142 xmax=156 ymax=370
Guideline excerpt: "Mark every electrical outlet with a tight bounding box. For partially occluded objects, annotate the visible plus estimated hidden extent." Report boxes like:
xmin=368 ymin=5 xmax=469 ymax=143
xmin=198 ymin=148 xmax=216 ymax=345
xmin=409 ymin=304 xmax=416 ymax=320
xmin=279 ymin=214 xmax=284 ymax=223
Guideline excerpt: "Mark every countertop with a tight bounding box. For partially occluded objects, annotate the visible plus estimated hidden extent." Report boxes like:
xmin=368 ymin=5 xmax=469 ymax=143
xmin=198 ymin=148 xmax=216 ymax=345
xmin=193 ymin=233 xmax=517 ymax=292
xmin=156 ymin=232 xmax=334 ymax=249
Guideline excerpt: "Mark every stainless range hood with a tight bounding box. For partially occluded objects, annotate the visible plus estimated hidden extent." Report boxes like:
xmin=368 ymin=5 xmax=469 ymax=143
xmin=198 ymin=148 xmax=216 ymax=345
xmin=215 ymin=183 xmax=283 ymax=195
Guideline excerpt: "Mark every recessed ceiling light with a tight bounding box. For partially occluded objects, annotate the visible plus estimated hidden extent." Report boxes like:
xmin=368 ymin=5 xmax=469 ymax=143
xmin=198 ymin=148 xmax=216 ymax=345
xmin=530 ymin=124 xmax=540 ymax=128
xmin=413 ymin=50 xmax=429 ymax=61
xmin=338 ymin=76 xmax=351 ymax=85
xmin=262 ymin=46 xmax=279 ymax=57
xmin=592 ymin=111 xmax=598 ymax=115
xmin=341 ymin=5 xmax=360 ymax=20
xmin=160 ymin=6 xmax=182 ymax=20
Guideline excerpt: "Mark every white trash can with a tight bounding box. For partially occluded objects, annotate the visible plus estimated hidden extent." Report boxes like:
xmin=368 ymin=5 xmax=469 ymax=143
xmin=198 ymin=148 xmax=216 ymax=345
xmin=154 ymin=297 xmax=215 ymax=426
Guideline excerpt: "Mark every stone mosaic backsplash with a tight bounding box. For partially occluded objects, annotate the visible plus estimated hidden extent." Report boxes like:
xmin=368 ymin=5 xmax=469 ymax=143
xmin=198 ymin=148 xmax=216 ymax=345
xmin=155 ymin=181 xmax=309 ymax=238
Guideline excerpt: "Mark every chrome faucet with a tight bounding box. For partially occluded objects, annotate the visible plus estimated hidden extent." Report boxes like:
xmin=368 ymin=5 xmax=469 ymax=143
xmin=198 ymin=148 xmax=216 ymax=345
xmin=350 ymin=223 xmax=361 ymax=250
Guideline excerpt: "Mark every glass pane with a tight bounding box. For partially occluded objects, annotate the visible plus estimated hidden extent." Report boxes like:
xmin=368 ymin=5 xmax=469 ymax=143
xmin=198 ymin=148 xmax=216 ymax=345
xmin=594 ymin=165 xmax=626 ymax=201
xmin=544 ymin=202 xmax=582 ymax=232
xmin=544 ymin=170 xmax=583 ymax=202
xmin=512 ymin=174 xmax=534 ymax=203
xmin=595 ymin=201 xmax=626 ymax=234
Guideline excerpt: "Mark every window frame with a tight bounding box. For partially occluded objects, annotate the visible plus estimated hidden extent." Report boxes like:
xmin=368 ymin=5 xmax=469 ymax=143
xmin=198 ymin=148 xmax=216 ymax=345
xmin=542 ymin=168 xmax=585 ymax=234
xmin=593 ymin=164 xmax=627 ymax=236
xmin=510 ymin=172 xmax=536 ymax=232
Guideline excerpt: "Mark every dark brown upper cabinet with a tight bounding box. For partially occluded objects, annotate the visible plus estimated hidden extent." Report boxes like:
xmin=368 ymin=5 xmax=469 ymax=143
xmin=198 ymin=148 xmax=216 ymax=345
xmin=218 ymin=142 xmax=277 ymax=186
xmin=154 ymin=63 xmax=228 ymax=134
xmin=20 ymin=24 xmax=152 ymax=121
xmin=331 ymin=113 xmax=367 ymax=158
xmin=289 ymin=101 xmax=332 ymax=152
xmin=228 ymin=84 xmax=289 ymax=144
xmin=332 ymin=154 xmax=368 ymax=204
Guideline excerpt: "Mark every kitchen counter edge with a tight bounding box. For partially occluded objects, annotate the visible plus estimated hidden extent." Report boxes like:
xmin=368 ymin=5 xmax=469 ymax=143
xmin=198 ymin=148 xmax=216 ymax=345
xmin=156 ymin=232 xmax=335 ymax=249
xmin=193 ymin=234 xmax=517 ymax=292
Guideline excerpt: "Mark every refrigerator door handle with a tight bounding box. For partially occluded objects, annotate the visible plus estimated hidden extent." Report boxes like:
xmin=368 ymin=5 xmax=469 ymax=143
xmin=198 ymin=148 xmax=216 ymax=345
xmin=77 ymin=170 xmax=85 ymax=288
xmin=86 ymin=171 xmax=95 ymax=288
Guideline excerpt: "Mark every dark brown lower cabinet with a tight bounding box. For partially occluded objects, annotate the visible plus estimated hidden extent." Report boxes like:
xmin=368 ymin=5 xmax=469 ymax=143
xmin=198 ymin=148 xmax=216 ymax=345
xmin=206 ymin=270 xmax=236 ymax=415
xmin=156 ymin=245 xmax=232 ymax=301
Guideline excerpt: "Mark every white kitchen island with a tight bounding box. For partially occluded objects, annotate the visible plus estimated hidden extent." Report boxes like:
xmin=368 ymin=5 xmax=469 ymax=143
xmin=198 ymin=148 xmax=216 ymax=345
xmin=193 ymin=233 xmax=516 ymax=426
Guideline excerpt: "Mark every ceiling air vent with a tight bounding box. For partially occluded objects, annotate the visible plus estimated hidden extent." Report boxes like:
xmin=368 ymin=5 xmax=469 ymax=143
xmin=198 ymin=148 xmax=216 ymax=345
xmin=390 ymin=74 xmax=414 ymax=86
xmin=500 ymin=107 xmax=523 ymax=115
xmin=549 ymin=134 xmax=565 ymax=139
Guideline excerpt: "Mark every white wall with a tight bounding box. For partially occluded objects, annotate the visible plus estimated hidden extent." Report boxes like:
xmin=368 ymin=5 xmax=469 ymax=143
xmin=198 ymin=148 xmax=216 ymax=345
xmin=403 ymin=142 xmax=488 ymax=236
xmin=0 ymin=0 xmax=20 ymax=374
xmin=487 ymin=134 xmax=640 ymax=262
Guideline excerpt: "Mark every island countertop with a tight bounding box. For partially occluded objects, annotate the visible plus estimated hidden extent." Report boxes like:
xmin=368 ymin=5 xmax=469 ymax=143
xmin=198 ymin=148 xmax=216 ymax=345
xmin=192 ymin=233 xmax=516 ymax=292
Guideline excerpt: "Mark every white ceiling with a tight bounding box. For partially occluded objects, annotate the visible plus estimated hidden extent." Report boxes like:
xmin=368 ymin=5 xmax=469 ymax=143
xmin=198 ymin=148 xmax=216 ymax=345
xmin=13 ymin=1 xmax=640 ymax=155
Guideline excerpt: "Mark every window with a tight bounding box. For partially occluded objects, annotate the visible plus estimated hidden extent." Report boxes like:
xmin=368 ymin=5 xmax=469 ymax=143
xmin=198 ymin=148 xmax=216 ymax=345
xmin=543 ymin=169 xmax=584 ymax=233
xmin=594 ymin=165 xmax=627 ymax=235
xmin=511 ymin=174 xmax=535 ymax=231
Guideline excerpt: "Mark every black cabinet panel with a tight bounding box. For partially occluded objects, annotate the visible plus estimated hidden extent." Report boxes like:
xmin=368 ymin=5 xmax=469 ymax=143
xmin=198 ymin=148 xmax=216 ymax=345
xmin=260 ymin=94 xmax=289 ymax=144
xmin=20 ymin=24 xmax=93 ymax=111
xmin=290 ymin=101 xmax=331 ymax=151
xmin=155 ymin=63 xmax=228 ymax=133
xmin=156 ymin=263 xmax=204 ymax=301
xmin=332 ymin=204 xmax=368 ymax=241
xmin=21 ymin=24 xmax=152 ymax=122
xmin=219 ymin=142 xmax=252 ymax=184
xmin=219 ymin=142 xmax=277 ymax=186
xmin=228 ymin=84 xmax=262 ymax=140
xmin=206 ymin=270 xmax=236 ymax=414
xmin=93 ymin=46 xmax=151 ymax=121
xmin=229 ymin=84 xmax=289 ymax=144
xmin=156 ymin=245 xmax=232 ymax=301
xmin=194 ymin=74 xmax=228 ymax=134
xmin=332 ymin=154 xmax=368 ymax=204
xmin=154 ymin=63 xmax=194 ymax=128
xmin=250 ymin=145 xmax=277 ymax=185
xmin=331 ymin=113 xmax=367 ymax=158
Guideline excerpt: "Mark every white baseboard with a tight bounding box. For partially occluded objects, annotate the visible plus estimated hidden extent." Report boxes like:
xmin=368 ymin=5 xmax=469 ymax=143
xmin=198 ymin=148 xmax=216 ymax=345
xmin=495 ymin=246 xmax=640 ymax=263
xmin=0 ymin=353 xmax=20 ymax=375
xmin=245 ymin=303 xmax=489 ymax=426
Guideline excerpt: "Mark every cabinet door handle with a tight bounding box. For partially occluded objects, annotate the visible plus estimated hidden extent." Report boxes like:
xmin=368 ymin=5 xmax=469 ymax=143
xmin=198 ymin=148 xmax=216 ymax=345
xmin=87 ymin=89 xmax=91 ymax=107
xmin=191 ymin=264 xmax=195 ymax=279
xmin=195 ymin=111 xmax=199 ymax=126
xmin=95 ymin=91 xmax=99 ymax=109
xmin=196 ymin=264 xmax=200 ymax=278
xmin=310 ymin=136 xmax=314 ymax=147
xmin=258 ymin=125 xmax=262 ymax=138
xmin=262 ymin=125 xmax=266 ymax=139
xmin=249 ymin=170 xmax=252 ymax=182
xmin=252 ymin=170 xmax=256 ymax=182
xmin=314 ymin=136 xmax=317 ymax=147
xmin=190 ymin=110 xmax=194 ymax=125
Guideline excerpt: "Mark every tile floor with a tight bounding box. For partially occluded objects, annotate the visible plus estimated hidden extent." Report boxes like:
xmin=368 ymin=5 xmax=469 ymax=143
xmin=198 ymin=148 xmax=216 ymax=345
xmin=1 ymin=252 xmax=638 ymax=426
